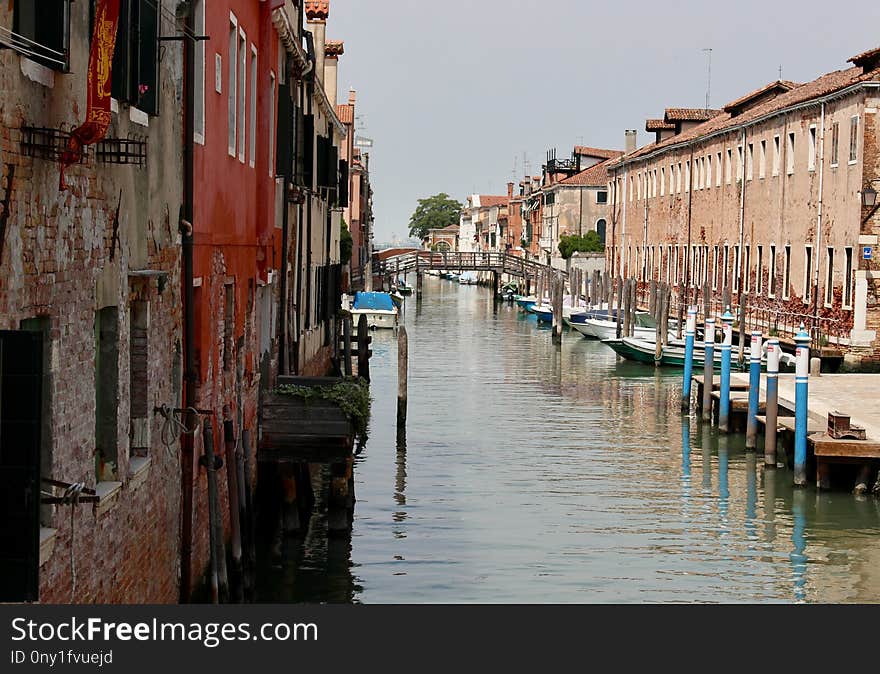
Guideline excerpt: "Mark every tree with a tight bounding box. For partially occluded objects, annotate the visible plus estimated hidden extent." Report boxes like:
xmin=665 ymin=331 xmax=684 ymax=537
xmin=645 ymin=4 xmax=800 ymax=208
xmin=558 ymin=231 xmax=604 ymax=259
xmin=408 ymin=193 xmax=463 ymax=241
xmin=340 ymin=219 xmax=353 ymax=264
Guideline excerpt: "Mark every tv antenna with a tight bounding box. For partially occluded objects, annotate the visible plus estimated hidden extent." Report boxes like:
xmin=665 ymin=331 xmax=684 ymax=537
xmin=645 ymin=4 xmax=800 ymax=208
xmin=702 ymin=48 xmax=712 ymax=110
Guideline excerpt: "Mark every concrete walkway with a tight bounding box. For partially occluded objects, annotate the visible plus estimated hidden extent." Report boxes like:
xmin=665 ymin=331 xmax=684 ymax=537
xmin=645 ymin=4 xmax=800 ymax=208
xmin=730 ymin=372 xmax=880 ymax=439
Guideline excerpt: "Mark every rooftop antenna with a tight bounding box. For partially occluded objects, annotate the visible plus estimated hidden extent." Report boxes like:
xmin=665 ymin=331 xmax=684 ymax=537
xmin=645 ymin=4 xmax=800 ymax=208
xmin=702 ymin=47 xmax=713 ymax=111
xmin=778 ymin=64 xmax=783 ymax=81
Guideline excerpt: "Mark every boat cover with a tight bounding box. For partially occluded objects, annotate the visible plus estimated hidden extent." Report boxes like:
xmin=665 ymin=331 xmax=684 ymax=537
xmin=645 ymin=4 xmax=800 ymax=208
xmin=353 ymin=292 xmax=395 ymax=311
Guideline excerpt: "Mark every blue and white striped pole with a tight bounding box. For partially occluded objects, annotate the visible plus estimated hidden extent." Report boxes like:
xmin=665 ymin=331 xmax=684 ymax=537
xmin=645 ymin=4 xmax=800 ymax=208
xmin=794 ymin=324 xmax=811 ymax=486
xmin=745 ymin=330 xmax=763 ymax=450
xmin=701 ymin=318 xmax=716 ymax=422
xmin=681 ymin=306 xmax=697 ymax=411
xmin=764 ymin=338 xmax=780 ymax=467
xmin=719 ymin=308 xmax=734 ymax=432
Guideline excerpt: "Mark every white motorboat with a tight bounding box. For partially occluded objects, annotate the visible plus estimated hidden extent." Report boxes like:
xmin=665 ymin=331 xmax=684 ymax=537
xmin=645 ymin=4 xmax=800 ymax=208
xmin=343 ymin=292 xmax=399 ymax=329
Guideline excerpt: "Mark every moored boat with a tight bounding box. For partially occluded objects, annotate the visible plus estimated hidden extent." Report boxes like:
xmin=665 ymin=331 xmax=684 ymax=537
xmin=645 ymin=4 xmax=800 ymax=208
xmin=345 ymin=291 xmax=399 ymax=330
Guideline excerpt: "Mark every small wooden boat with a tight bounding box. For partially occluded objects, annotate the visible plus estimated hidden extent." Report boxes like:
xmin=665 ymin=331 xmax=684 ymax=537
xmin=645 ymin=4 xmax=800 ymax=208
xmin=531 ymin=304 xmax=553 ymax=323
xmin=516 ymin=295 xmax=538 ymax=311
xmin=394 ymin=277 xmax=414 ymax=295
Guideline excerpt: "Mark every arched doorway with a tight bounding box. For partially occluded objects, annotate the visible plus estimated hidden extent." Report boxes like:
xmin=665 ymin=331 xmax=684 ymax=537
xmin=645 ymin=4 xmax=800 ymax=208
xmin=434 ymin=241 xmax=452 ymax=252
xmin=596 ymin=219 xmax=607 ymax=245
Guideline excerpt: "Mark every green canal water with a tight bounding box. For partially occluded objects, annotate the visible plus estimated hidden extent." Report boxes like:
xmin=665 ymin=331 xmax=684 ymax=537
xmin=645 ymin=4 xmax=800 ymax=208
xmin=259 ymin=277 xmax=880 ymax=603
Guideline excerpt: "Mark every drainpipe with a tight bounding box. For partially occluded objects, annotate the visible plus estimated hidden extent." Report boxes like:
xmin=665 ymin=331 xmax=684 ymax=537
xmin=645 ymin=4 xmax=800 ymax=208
xmin=180 ymin=3 xmax=196 ymax=604
xmin=813 ymin=102 xmax=826 ymax=342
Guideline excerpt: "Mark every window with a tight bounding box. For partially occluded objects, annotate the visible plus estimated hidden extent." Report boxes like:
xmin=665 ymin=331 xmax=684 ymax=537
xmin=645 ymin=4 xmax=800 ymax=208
xmin=653 ymin=170 xmax=658 ymax=197
xmin=677 ymin=163 xmax=682 ymax=193
xmin=772 ymin=135 xmax=780 ymax=176
xmin=850 ymin=116 xmax=859 ymax=163
xmin=660 ymin=167 xmax=665 ymax=196
xmin=268 ymin=72 xmax=276 ymax=177
xmin=716 ymin=152 xmax=722 ymax=186
xmin=238 ymin=29 xmax=247 ymax=162
xmin=194 ymin=0 xmax=205 ymax=141
xmin=669 ymin=164 xmax=675 ymax=194
xmin=725 ymin=148 xmax=733 ymax=184
xmin=694 ymin=158 xmax=701 ymax=190
xmin=759 ymin=140 xmax=766 ymax=179
xmin=596 ymin=190 xmax=608 ymax=204
xmin=705 ymin=155 xmax=712 ymax=189
xmin=628 ymin=176 xmax=633 ymax=202
xmin=712 ymin=246 xmax=719 ymax=290
xmin=783 ymin=245 xmax=791 ymax=299
xmin=129 ymin=301 xmax=149 ymax=454
xmin=673 ymin=246 xmax=679 ymax=285
xmin=746 ymin=143 xmax=753 ymax=181
xmin=11 ymin=0 xmax=70 ymax=71
xmin=843 ymin=247 xmax=853 ymax=308
xmin=786 ymin=132 xmax=795 ymax=175
xmin=825 ymin=248 xmax=834 ymax=306
xmin=756 ymin=245 xmax=763 ymax=295
xmin=743 ymin=246 xmax=751 ymax=293
xmin=685 ymin=160 xmax=690 ymax=191
xmin=228 ymin=15 xmax=238 ymax=155
xmin=769 ymin=245 xmax=777 ymax=297
xmin=803 ymin=245 xmax=813 ymax=304
xmin=249 ymin=46 xmax=257 ymax=167
xmin=830 ymin=122 xmax=839 ymax=166
xmin=703 ymin=246 xmax=710 ymax=285
xmin=808 ymin=125 xmax=817 ymax=172
xmin=666 ymin=245 xmax=672 ymax=283
xmin=723 ymin=245 xmax=729 ymax=291
xmin=95 ymin=307 xmax=119 ymax=481
xmin=733 ymin=245 xmax=740 ymax=292
xmin=736 ymin=145 xmax=744 ymax=182
xmin=96 ymin=0 xmax=160 ymax=115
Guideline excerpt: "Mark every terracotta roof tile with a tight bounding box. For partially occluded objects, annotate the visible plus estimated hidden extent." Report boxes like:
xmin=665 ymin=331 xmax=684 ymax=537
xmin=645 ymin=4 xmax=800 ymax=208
xmin=573 ymin=146 xmax=623 ymax=159
xmin=850 ymin=46 xmax=880 ymax=70
xmin=558 ymin=160 xmax=612 ymax=187
xmin=646 ymin=118 xmax=676 ymax=131
xmin=335 ymin=103 xmax=354 ymax=124
xmin=664 ymin=108 xmax=722 ymax=122
xmin=305 ymin=1 xmax=329 ymax=20
xmin=478 ymin=195 xmax=509 ymax=207
xmin=611 ymin=62 xmax=880 ymax=168
xmin=722 ymin=80 xmax=798 ymax=114
xmin=325 ymin=40 xmax=344 ymax=57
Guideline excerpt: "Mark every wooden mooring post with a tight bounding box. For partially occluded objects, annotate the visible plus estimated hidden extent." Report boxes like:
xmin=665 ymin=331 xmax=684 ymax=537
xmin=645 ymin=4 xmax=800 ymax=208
xmin=203 ymin=418 xmax=229 ymax=604
xmin=357 ymin=314 xmax=370 ymax=383
xmin=552 ymin=275 xmax=563 ymax=344
xmin=622 ymin=279 xmax=632 ymax=337
xmin=397 ymin=326 xmax=408 ymax=439
xmin=342 ymin=315 xmax=353 ymax=377
xmin=224 ymin=419 xmax=243 ymax=603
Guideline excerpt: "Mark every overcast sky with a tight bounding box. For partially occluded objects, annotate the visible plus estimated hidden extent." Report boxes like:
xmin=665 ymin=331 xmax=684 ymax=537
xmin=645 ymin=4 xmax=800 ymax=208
xmin=329 ymin=0 xmax=877 ymax=243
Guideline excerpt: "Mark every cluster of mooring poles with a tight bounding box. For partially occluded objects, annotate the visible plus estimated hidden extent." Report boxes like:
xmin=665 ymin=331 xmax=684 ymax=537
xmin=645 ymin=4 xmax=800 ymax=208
xmin=682 ymin=305 xmax=813 ymax=487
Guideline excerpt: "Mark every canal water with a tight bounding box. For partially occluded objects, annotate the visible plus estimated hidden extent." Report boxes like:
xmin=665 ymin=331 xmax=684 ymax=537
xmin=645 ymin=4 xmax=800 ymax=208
xmin=260 ymin=277 xmax=880 ymax=603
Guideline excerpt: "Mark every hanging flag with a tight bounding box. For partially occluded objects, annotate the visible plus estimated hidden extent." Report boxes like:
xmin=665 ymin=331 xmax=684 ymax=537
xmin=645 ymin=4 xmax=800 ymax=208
xmin=59 ymin=0 xmax=121 ymax=190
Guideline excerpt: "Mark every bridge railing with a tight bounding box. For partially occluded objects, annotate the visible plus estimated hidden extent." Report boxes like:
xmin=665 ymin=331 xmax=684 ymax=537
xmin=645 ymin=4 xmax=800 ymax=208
xmin=376 ymin=251 xmax=566 ymax=281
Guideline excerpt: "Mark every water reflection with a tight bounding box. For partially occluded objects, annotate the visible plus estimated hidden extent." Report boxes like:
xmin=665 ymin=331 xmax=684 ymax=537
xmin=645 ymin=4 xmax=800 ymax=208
xmin=258 ymin=278 xmax=880 ymax=603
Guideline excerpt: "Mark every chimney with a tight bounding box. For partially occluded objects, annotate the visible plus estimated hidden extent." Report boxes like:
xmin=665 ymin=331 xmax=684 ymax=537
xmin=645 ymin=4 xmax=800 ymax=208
xmin=324 ymin=40 xmax=343 ymax=107
xmin=507 ymin=182 xmax=514 ymax=199
xmin=348 ymin=88 xmax=356 ymax=105
xmin=625 ymin=130 xmax=637 ymax=154
xmin=305 ymin=1 xmax=329 ymax=84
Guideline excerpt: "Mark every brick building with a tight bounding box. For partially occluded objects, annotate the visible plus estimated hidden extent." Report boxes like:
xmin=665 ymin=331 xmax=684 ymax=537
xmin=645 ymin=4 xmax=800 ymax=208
xmin=606 ymin=47 xmax=880 ymax=365
xmin=0 ymin=0 xmax=185 ymax=603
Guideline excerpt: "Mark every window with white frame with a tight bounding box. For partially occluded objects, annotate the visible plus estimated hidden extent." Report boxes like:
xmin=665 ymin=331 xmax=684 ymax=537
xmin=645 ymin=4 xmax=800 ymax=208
xmin=759 ymin=139 xmax=766 ymax=179
xmin=746 ymin=143 xmax=753 ymax=181
xmin=268 ymin=72 xmax=275 ymax=177
xmin=736 ymin=144 xmax=744 ymax=182
xmin=830 ymin=121 xmax=839 ymax=167
xmin=629 ymin=176 xmax=633 ymax=202
xmin=769 ymin=244 xmax=777 ymax=297
xmin=825 ymin=247 xmax=834 ymax=306
xmin=756 ymin=245 xmax=763 ymax=295
xmin=723 ymin=245 xmax=729 ymax=290
xmin=694 ymin=157 xmax=701 ymax=190
xmin=228 ymin=15 xmax=238 ymax=156
xmin=669 ymin=164 xmax=675 ymax=194
xmin=194 ymin=0 xmax=206 ymax=142
xmin=706 ymin=154 xmax=712 ymax=188
xmin=677 ymin=163 xmax=682 ymax=193
xmin=849 ymin=115 xmax=859 ymax=163
xmin=660 ymin=167 xmax=665 ymax=196
xmin=249 ymin=45 xmax=257 ymax=167
xmin=803 ymin=245 xmax=813 ymax=304
xmin=733 ymin=245 xmax=740 ymax=292
xmin=238 ymin=28 xmax=247 ymax=162
xmin=704 ymin=245 xmax=710 ymax=285
xmin=666 ymin=245 xmax=672 ymax=283
xmin=716 ymin=151 xmax=722 ymax=187
xmin=725 ymin=148 xmax=732 ymax=184
xmin=685 ymin=160 xmax=690 ymax=191
xmin=772 ymin=135 xmax=780 ymax=176
xmin=782 ymin=245 xmax=791 ymax=299
xmin=786 ymin=132 xmax=795 ymax=175
xmin=712 ymin=246 xmax=719 ymax=290
xmin=743 ymin=245 xmax=750 ymax=293
xmin=673 ymin=246 xmax=679 ymax=284
xmin=808 ymin=125 xmax=817 ymax=172
xmin=843 ymin=247 xmax=853 ymax=308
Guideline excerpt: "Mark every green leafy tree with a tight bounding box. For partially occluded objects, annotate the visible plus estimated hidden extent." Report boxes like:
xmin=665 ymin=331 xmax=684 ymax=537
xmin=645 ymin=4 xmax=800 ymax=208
xmin=340 ymin=219 xmax=353 ymax=264
xmin=408 ymin=193 xmax=463 ymax=241
xmin=558 ymin=231 xmax=604 ymax=259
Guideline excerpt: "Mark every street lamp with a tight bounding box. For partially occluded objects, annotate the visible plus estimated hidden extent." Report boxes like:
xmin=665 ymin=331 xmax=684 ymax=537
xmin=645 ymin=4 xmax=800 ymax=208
xmin=862 ymin=184 xmax=878 ymax=208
